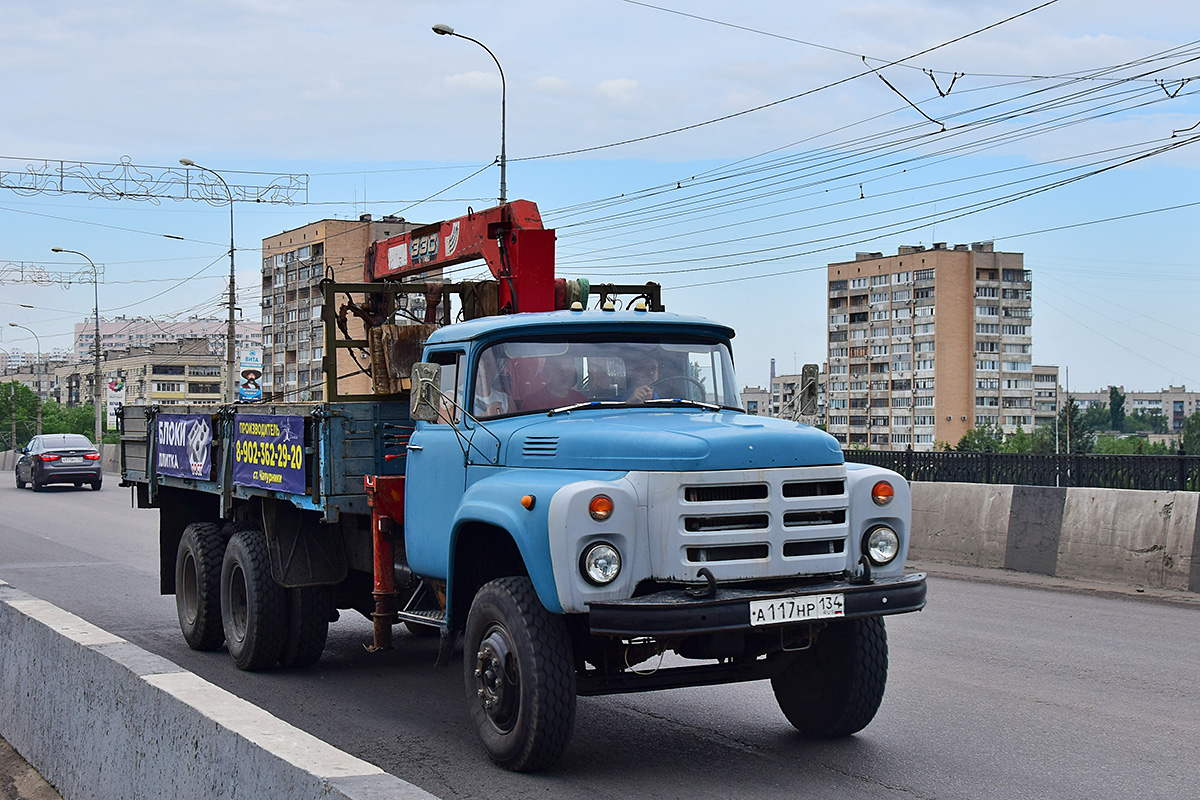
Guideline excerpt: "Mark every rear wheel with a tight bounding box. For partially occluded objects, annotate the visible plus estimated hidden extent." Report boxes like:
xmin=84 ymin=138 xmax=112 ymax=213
xmin=464 ymin=576 xmax=576 ymax=772
xmin=220 ymin=529 xmax=287 ymax=671
xmin=771 ymin=616 xmax=888 ymax=738
xmin=90 ymin=479 xmax=102 ymax=491
xmin=175 ymin=522 xmax=227 ymax=651
xmin=279 ymin=585 xmax=331 ymax=668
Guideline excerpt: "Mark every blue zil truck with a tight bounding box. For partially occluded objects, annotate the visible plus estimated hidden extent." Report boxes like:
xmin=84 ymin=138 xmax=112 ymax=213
xmin=120 ymin=202 xmax=926 ymax=771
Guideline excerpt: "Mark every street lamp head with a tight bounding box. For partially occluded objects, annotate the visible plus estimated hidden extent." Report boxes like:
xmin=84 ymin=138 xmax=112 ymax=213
xmin=432 ymin=23 xmax=455 ymax=35
xmin=179 ymin=158 xmax=196 ymax=167
xmin=51 ymin=247 xmax=64 ymax=253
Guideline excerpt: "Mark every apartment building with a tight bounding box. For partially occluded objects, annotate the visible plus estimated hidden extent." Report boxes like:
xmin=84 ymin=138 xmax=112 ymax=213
xmin=826 ymin=242 xmax=1034 ymax=451
xmin=1033 ymin=365 xmax=1061 ymax=429
xmin=1073 ymin=385 xmax=1200 ymax=433
xmin=260 ymin=214 xmax=421 ymax=402
xmin=51 ymin=338 xmax=223 ymax=409
xmin=73 ymin=315 xmax=261 ymax=363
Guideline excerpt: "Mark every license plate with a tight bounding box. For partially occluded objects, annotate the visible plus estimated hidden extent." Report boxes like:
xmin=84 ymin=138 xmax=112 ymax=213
xmin=749 ymin=593 xmax=844 ymax=626
xmin=61 ymin=457 xmax=83 ymax=464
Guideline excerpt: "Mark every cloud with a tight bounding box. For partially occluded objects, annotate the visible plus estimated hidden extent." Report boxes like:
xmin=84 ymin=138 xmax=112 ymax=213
xmin=597 ymin=78 xmax=639 ymax=105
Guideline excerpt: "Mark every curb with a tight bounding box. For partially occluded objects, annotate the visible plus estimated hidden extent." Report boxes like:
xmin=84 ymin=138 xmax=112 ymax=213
xmin=0 ymin=579 xmax=438 ymax=800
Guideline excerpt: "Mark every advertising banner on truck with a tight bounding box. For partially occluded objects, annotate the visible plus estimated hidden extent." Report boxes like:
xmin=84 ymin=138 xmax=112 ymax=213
xmin=232 ymin=414 xmax=305 ymax=493
xmin=155 ymin=413 xmax=212 ymax=480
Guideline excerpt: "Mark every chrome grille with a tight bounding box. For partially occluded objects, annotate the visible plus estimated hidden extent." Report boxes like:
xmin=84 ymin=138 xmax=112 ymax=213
xmin=645 ymin=465 xmax=850 ymax=582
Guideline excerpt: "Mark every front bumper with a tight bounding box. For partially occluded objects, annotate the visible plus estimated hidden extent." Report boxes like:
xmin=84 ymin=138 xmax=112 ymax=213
xmin=587 ymin=572 xmax=926 ymax=637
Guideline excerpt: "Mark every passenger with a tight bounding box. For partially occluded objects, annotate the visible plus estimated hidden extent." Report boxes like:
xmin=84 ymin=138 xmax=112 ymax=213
xmin=521 ymin=355 xmax=586 ymax=410
xmin=474 ymin=351 xmax=511 ymax=417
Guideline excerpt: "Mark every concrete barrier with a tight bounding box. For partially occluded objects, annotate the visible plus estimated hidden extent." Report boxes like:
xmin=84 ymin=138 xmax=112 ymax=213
xmin=0 ymin=580 xmax=438 ymax=800
xmin=911 ymin=483 xmax=1200 ymax=593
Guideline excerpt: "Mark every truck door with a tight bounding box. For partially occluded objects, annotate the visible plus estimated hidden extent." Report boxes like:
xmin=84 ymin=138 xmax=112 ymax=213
xmin=404 ymin=348 xmax=467 ymax=579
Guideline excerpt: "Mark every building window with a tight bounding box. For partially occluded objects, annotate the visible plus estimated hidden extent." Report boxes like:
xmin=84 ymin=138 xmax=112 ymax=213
xmin=913 ymin=269 xmax=934 ymax=281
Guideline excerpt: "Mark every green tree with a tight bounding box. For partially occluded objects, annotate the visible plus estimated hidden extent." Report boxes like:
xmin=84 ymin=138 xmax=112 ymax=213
xmin=1094 ymin=434 xmax=1170 ymax=454
xmin=1002 ymin=424 xmax=1034 ymax=453
xmin=956 ymin=420 xmax=1005 ymax=452
xmin=1108 ymin=386 xmax=1125 ymax=432
xmin=1182 ymin=411 xmax=1200 ymax=455
xmin=1124 ymin=408 xmax=1168 ymax=434
xmin=1057 ymin=396 xmax=1095 ymax=454
xmin=1080 ymin=400 xmax=1110 ymax=433
xmin=1 ymin=381 xmax=40 ymax=450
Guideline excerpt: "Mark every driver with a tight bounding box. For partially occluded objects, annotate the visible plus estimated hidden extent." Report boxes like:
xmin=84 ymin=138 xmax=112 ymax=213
xmin=623 ymin=354 xmax=659 ymax=404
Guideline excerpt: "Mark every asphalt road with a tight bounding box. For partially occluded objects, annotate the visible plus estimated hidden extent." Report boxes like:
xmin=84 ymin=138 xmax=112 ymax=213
xmin=2 ymin=479 xmax=1198 ymax=800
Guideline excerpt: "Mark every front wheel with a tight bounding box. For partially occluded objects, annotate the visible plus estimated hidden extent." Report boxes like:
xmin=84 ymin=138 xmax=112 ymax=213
xmin=463 ymin=577 xmax=576 ymax=772
xmin=15 ymin=470 xmax=25 ymax=489
xmin=220 ymin=529 xmax=287 ymax=670
xmin=771 ymin=616 xmax=888 ymax=738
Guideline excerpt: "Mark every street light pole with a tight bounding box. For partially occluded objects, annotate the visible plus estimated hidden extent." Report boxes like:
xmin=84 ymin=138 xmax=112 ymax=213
xmin=180 ymin=159 xmax=239 ymax=403
xmin=52 ymin=247 xmax=103 ymax=444
xmin=8 ymin=324 xmax=42 ymax=436
xmin=432 ymin=23 xmax=507 ymax=204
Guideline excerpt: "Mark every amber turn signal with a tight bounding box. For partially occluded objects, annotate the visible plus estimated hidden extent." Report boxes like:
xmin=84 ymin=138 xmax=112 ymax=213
xmin=588 ymin=494 xmax=614 ymax=521
xmin=871 ymin=481 xmax=894 ymax=506
xmin=521 ymin=495 xmax=536 ymax=510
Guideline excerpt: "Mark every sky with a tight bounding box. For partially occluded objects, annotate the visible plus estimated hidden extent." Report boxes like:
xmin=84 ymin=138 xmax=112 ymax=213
xmin=1 ymin=0 xmax=1198 ymax=394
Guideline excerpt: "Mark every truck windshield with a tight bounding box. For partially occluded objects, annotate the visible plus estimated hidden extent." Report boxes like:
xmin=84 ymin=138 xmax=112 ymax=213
xmin=472 ymin=339 xmax=741 ymax=417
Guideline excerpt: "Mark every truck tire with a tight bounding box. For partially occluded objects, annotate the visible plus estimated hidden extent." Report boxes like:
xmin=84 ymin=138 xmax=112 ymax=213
xmin=220 ymin=529 xmax=287 ymax=671
xmin=771 ymin=616 xmax=888 ymax=738
xmin=464 ymin=576 xmax=576 ymax=772
xmin=176 ymin=522 xmax=227 ymax=651
xmin=279 ymin=585 xmax=331 ymax=668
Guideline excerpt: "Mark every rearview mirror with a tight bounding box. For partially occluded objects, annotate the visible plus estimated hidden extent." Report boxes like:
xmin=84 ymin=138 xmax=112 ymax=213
xmin=799 ymin=364 xmax=819 ymax=416
xmin=410 ymin=362 xmax=442 ymax=422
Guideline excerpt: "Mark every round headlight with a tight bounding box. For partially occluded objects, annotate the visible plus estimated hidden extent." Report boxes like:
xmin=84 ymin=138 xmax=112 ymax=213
xmin=864 ymin=526 xmax=900 ymax=566
xmin=589 ymin=494 xmax=614 ymax=521
xmin=581 ymin=542 xmax=621 ymax=585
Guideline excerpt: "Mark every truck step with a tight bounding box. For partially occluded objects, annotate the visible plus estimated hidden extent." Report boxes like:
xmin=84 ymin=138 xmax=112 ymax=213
xmin=396 ymin=608 xmax=446 ymax=627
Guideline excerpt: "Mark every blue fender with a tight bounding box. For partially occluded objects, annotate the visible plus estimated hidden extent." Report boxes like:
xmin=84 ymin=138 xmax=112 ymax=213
xmin=447 ymin=468 xmax=627 ymax=619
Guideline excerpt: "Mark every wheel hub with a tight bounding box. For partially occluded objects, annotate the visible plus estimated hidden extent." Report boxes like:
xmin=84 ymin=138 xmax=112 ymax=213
xmin=473 ymin=624 xmax=518 ymax=732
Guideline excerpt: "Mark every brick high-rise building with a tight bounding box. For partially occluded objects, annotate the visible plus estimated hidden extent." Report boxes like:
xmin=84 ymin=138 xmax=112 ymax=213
xmin=260 ymin=214 xmax=419 ymax=401
xmin=825 ymin=242 xmax=1034 ymax=451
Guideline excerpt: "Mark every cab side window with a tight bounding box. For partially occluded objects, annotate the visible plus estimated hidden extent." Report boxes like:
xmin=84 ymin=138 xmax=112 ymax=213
xmin=428 ymin=350 xmax=465 ymax=424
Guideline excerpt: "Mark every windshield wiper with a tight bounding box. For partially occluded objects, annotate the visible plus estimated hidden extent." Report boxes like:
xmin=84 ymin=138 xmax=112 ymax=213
xmin=545 ymin=400 xmax=626 ymax=416
xmin=544 ymin=398 xmax=734 ymax=416
xmin=642 ymin=398 xmax=723 ymax=411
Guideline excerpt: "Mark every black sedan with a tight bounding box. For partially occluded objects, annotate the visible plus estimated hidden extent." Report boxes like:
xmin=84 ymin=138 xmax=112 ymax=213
xmin=15 ymin=434 xmax=103 ymax=491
